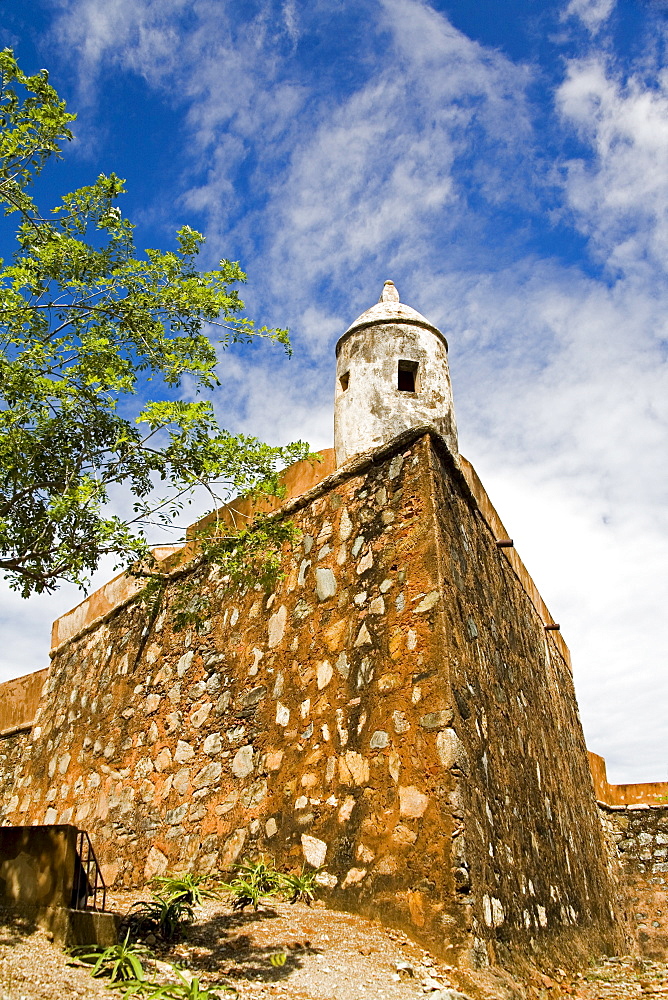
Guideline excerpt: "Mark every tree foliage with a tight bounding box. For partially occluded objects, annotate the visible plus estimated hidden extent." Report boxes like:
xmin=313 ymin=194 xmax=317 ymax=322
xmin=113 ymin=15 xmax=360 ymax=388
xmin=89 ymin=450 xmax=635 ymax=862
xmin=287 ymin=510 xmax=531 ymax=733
xmin=0 ymin=50 xmax=310 ymax=596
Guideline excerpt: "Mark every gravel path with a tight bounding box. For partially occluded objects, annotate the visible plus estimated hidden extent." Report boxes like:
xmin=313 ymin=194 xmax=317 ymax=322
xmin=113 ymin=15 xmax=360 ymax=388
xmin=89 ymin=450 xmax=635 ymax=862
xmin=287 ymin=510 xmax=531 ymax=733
xmin=1 ymin=894 xmax=668 ymax=1000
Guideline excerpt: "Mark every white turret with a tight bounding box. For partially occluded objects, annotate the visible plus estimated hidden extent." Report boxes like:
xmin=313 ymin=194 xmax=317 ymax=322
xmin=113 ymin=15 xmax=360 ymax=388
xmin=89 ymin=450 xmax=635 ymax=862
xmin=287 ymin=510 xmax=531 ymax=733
xmin=334 ymin=281 xmax=458 ymax=466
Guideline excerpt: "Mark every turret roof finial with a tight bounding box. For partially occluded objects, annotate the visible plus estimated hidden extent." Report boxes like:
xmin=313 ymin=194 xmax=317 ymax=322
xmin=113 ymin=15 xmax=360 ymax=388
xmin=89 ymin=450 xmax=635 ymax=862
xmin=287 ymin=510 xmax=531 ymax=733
xmin=380 ymin=280 xmax=400 ymax=303
xmin=342 ymin=281 xmax=445 ymax=344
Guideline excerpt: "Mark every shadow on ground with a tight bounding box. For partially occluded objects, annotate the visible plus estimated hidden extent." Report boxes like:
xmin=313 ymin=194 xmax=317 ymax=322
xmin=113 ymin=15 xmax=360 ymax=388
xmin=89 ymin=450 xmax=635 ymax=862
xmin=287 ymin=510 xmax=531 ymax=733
xmin=173 ymin=906 xmax=321 ymax=984
xmin=0 ymin=905 xmax=41 ymax=946
xmin=107 ymin=900 xmax=322 ymax=986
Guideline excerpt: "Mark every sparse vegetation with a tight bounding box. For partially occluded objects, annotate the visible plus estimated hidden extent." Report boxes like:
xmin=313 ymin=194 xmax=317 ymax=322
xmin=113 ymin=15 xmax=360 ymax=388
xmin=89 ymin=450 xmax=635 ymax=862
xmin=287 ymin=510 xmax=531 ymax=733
xmin=149 ymin=872 xmax=221 ymax=909
xmin=221 ymin=856 xmax=284 ymax=911
xmin=220 ymin=856 xmax=320 ymax=911
xmin=109 ymin=969 xmax=235 ymax=999
xmin=73 ymin=863 xmax=318 ymax=999
xmin=280 ymin=867 xmax=320 ymax=906
xmin=126 ymin=895 xmax=195 ymax=942
xmin=122 ymin=870 xmax=222 ymax=943
xmin=69 ymin=933 xmax=150 ymax=982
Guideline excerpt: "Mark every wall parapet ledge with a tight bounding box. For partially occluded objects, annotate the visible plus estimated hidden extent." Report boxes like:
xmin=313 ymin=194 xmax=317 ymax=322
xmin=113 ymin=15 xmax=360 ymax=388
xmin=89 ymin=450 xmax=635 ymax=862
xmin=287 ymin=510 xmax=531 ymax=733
xmin=598 ymin=801 xmax=668 ymax=812
xmin=590 ymin=750 xmax=668 ymax=807
xmin=0 ymin=668 xmax=49 ymax=735
xmin=455 ymin=449 xmax=570 ymax=669
xmin=0 ymin=723 xmax=34 ymax=738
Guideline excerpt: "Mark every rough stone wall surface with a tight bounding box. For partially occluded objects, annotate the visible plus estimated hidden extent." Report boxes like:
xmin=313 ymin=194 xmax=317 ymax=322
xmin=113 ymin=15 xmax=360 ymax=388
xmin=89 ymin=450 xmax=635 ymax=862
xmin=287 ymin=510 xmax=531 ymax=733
xmin=0 ymin=731 xmax=30 ymax=823
xmin=6 ymin=436 xmax=469 ymax=957
xmin=427 ymin=442 xmax=624 ymax=967
xmin=600 ymin=804 xmax=668 ymax=960
xmin=0 ymin=432 xmax=624 ymax=970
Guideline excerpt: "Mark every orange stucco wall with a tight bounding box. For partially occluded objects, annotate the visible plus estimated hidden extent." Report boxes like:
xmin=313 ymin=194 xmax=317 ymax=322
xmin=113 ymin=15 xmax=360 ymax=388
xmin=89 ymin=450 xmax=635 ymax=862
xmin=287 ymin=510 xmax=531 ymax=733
xmin=0 ymin=668 xmax=48 ymax=735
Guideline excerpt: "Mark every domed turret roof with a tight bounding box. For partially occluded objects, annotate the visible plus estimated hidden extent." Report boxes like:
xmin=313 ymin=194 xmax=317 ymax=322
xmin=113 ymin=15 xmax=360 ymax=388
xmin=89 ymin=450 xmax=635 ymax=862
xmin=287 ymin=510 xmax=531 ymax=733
xmin=338 ymin=280 xmax=446 ymax=349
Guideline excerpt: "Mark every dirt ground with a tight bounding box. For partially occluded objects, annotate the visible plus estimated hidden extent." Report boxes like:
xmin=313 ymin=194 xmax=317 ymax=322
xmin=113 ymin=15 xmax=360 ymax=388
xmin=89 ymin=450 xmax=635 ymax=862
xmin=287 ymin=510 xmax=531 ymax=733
xmin=1 ymin=893 xmax=667 ymax=1000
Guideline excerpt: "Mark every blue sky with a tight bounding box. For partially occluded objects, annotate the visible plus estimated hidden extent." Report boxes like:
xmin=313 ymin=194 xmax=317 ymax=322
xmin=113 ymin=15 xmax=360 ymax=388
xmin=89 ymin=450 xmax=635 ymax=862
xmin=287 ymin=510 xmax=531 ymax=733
xmin=2 ymin=0 xmax=668 ymax=783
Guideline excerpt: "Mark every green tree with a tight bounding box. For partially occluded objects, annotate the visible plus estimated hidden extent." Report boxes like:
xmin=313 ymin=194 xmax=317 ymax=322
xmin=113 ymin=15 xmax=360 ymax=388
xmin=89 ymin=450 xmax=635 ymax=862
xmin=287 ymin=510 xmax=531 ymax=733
xmin=0 ymin=50 xmax=310 ymax=597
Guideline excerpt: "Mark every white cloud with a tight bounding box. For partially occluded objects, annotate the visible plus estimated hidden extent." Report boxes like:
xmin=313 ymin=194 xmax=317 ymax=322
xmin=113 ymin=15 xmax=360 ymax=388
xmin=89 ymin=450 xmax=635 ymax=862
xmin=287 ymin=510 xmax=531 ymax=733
xmin=49 ymin=0 xmax=188 ymax=101
xmin=204 ymin=353 xmax=332 ymax=451
xmin=281 ymin=0 xmax=300 ymax=44
xmin=49 ymin=0 xmax=308 ymax=226
xmin=250 ymin=0 xmax=533 ymax=327
xmin=557 ymin=56 xmax=668 ymax=273
xmin=0 ymin=556 xmax=118 ymax=686
xmin=563 ymin=0 xmax=616 ymax=33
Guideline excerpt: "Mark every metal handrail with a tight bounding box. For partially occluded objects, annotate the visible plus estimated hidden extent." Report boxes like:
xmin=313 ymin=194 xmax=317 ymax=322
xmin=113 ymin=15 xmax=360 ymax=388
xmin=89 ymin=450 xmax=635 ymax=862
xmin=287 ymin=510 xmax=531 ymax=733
xmin=72 ymin=828 xmax=107 ymax=912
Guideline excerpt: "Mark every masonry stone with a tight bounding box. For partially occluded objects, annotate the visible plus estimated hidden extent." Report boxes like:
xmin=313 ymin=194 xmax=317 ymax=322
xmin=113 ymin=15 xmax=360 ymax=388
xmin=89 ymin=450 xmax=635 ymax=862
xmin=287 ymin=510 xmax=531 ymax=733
xmin=315 ymin=568 xmax=337 ymax=601
xmin=174 ymin=741 xmax=195 ymax=764
xmin=301 ymin=834 xmax=327 ymax=868
xmin=232 ymin=745 xmax=254 ymax=779
xmin=203 ymin=733 xmax=222 ymax=756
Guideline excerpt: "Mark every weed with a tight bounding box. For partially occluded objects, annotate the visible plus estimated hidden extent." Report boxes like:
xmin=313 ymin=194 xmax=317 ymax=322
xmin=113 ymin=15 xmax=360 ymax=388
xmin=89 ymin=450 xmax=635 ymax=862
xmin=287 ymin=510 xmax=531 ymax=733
xmin=222 ymin=857 xmax=284 ymax=911
xmin=70 ymin=933 xmax=149 ymax=982
xmin=110 ymin=969 xmax=235 ymax=999
xmin=150 ymin=872 xmax=221 ymax=908
xmin=127 ymin=896 xmax=195 ymax=942
xmin=280 ymin=867 xmax=319 ymax=906
xmin=220 ymin=857 xmax=320 ymax=911
xmin=122 ymin=870 xmax=221 ymax=943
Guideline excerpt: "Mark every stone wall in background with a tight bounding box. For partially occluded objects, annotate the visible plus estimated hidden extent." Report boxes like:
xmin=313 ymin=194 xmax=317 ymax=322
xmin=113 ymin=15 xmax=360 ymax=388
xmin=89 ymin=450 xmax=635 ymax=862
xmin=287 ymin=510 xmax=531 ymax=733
xmin=0 ymin=731 xmax=30 ymax=823
xmin=0 ymin=668 xmax=48 ymax=735
xmin=590 ymin=751 xmax=668 ymax=809
xmin=599 ymin=804 xmax=668 ymax=960
xmin=6 ymin=434 xmax=466 ymax=949
xmin=0 ymin=431 xmax=626 ymax=969
xmin=0 ymin=669 xmax=47 ymax=826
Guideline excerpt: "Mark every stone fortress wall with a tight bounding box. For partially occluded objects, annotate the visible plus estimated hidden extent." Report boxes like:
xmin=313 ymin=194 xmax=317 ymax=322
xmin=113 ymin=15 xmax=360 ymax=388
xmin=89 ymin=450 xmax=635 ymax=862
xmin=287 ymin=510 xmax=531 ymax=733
xmin=0 ymin=427 xmax=640 ymax=970
xmin=1 ymin=281 xmax=666 ymax=972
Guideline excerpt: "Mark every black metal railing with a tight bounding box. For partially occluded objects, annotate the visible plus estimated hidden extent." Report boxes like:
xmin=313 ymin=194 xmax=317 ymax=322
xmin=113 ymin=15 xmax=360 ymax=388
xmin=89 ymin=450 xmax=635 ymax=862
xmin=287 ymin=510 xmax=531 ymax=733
xmin=71 ymin=828 xmax=107 ymax=912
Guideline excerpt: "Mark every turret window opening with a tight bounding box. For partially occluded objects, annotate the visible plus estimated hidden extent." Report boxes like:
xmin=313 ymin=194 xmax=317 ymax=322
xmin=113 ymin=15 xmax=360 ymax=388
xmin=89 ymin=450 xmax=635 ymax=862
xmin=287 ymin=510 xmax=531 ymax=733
xmin=398 ymin=360 xmax=419 ymax=392
xmin=339 ymin=371 xmax=350 ymax=392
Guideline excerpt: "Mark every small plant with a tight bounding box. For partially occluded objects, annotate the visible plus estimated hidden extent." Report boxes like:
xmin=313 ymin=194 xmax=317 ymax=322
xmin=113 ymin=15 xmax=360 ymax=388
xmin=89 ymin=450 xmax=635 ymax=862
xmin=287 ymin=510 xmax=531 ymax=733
xmin=108 ymin=979 xmax=152 ymax=1000
xmin=220 ymin=857 xmax=320 ymax=911
xmin=70 ymin=933 xmax=149 ymax=982
xmin=222 ymin=856 xmax=284 ymax=911
xmin=128 ymin=896 xmax=195 ymax=941
xmin=150 ymin=872 xmax=221 ymax=908
xmin=122 ymin=869 xmax=222 ymax=943
xmin=280 ymin=867 xmax=319 ymax=906
xmin=111 ymin=969 xmax=235 ymax=999
xmin=269 ymin=952 xmax=287 ymax=968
